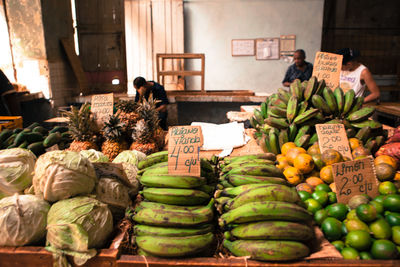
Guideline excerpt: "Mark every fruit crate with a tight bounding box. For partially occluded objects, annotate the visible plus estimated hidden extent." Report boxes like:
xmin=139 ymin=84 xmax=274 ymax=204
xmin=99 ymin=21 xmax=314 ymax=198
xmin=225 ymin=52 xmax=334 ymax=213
xmin=0 ymin=116 xmax=23 ymax=131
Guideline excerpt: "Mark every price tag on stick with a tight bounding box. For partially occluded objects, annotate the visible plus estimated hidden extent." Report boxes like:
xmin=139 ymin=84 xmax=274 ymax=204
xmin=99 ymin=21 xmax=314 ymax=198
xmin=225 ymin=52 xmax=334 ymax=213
xmin=312 ymin=51 xmax=343 ymax=89
xmin=316 ymin=124 xmax=353 ymax=160
xmin=91 ymin=93 xmax=114 ymax=128
xmin=168 ymin=126 xmax=203 ymax=176
xmin=332 ymin=156 xmax=379 ymax=204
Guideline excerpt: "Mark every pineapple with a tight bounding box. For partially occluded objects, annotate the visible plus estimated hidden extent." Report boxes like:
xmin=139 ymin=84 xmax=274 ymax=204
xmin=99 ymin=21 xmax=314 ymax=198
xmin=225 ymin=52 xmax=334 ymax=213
xmin=130 ymin=96 xmax=165 ymax=154
xmin=64 ymin=103 xmax=98 ymax=152
xmin=115 ymin=99 xmax=138 ymax=137
xmin=101 ymin=114 xmax=128 ymax=161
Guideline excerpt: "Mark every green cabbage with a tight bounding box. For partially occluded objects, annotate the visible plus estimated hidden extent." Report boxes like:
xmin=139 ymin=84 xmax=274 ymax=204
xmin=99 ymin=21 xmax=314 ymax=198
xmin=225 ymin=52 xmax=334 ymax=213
xmin=46 ymin=196 xmax=113 ymax=266
xmin=0 ymin=148 xmax=36 ymax=198
xmin=112 ymin=150 xmax=146 ymax=166
xmin=96 ymin=177 xmax=131 ymax=218
xmin=33 ymin=151 xmax=97 ymax=202
xmin=119 ymin=162 xmax=140 ymax=196
xmin=0 ymin=194 xmax=50 ymax=246
xmin=80 ymin=149 xmax=109 ymax=163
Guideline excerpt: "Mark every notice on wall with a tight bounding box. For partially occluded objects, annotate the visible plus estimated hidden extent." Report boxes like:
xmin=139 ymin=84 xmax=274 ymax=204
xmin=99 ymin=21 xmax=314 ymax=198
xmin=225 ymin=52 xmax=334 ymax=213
xmin=316 ymin=124 xmax=353 ymax=160
xmin=332 ymin=156 xmax=379 ymax=204
xmin=231 ymin=39 xmax=255 ymax=56
xmin=255 ymin=38 xmax=280 ymax=60
xmin=91 ymin=93 xmax=114 ymax=127
xmin=168 ymin=126 xmax=203 ymax=176
xmin=312 ymin=52 xmax=343 ymax=89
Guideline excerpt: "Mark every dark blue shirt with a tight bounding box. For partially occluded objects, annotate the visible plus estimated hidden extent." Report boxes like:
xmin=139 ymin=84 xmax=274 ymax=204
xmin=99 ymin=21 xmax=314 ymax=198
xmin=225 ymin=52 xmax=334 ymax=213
xmin=282 ymin=62 xmax=313 ymax=83
xmin=134 ymin=81 xmax=169 ymax=108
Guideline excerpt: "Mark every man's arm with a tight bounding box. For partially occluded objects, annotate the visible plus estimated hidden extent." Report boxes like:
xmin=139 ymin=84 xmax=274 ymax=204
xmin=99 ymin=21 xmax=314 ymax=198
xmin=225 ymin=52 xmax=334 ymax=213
xmin=361 ymin=68 xmax=380 ymax=103
xmin=156 ymin=104 xmax=167 ymax=113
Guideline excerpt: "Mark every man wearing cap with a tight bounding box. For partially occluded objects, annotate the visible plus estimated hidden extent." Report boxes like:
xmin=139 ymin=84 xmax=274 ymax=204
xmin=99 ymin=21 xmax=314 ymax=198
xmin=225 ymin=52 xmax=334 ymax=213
xmin=337 ymin=48 xmax=380 ymax=103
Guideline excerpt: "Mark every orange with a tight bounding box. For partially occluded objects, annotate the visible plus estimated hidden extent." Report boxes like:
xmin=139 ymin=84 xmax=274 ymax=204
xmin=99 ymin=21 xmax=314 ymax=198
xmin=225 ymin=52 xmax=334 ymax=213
xmin=306 ymin=177 xmax=324 ymax=187
xmin=348 ymin=138 xmax=363 ymax=151
xmin=276 ymin=156 xmax=290 ymax=171
xmin=320 ymin=165 xmax=334 ymax=184
xmin=307 ymin=143 xmax=321 ymax=155
xmin=311 ymin=153 xmax=325 ymax=170
xmin=321 ymin=149 xmax=343 ymax=165
xmin=276 ymin=154 xmax=285 ymax=161
xmin=283 ymin=166 xmax=303 ymax=185
xmin=286 ymin=147 xmax=307 ymax=165
xmin=306 ymin=169 xmax=321 ymax=178
xmin=329 ymin=182 xmax=337 ymax=193
xmin=281 ymin=142 xmax=297 ymax=156
xmin=293 ymin=153 xmax=314 ymax=174
xmin=352 ymin=146 xmax=371 ymax=158
xmin=296 ymin=183 xmax=314 ymax=194
xmin=375 ymin=155 xmax=398 ymax=170
xmin=375 ymin=163 xmax=396 ymax=182
xmin=394 ymin=172 xmax=400 ymax=181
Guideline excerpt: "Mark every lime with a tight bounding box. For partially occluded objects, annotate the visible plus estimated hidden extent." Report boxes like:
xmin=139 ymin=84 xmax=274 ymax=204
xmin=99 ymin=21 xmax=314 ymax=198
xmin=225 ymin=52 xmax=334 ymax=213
xmin=346 ymin=209 xmax=359 ymax=220
xmin=348 ymin=194 xmax=370 ymax=210
xmin=304 ymin=198 xmax=323 ymax=214
xmin=359 ymin=251 xmax=373 ymax=260
xmin=312 ymin=190 xmax=329 ymax=206
xmin=342 ymin=222 xmax=348 ymax=235
xmin=341 ymin=247 xmax=360 ymax=259
xmin=356 ymin=204 xmax=377 ymax=223
xmin=383 ymin=194 xmax=400 ymax=212
xmin=393 ymin=226 xmax=400 ymax=245
xmin=344 ymin=219 xmax=370 ymax=232
xmin=314 ymin=209 xmax=328 ymax=225
xmin=385 ymin=211 xmax=400 ymax=227
xmin=369 ymin=200 xmax=384 ymax=214
xmin=379 ymin=181 xmax=398 ymax=195
xmin=370 ymin=239 xmax=399 ymax=259
xmin=315 ymin=183 xmax=332 ymax=193
xmin=369 ymin=218 xmax=392 ymax=239
xmin=321 ymin=217 xmax=343 ymax=241
xmin=327 ymin=192 xmax=337 ymax=204
xmin=326 ymin=203 xmax=349 ymax=221
xmin=298 ymin=190 xmax=312 ymax=202
xmin=331 ymin=240 xmax=345 ymax=252
xmin=373 ymin=195 xmax=385 ymax=204
xmin=345 ymin=230 xmax=372 ymax=251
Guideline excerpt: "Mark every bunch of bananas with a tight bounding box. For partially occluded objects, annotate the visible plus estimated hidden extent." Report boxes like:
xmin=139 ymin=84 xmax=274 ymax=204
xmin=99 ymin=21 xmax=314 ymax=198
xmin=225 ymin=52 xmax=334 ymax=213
xmin=251 ymin=77 xmax=386 ymax=154
xmin=132 ymin=152 xmax=217 ymax=257
xmin=215 ymin=154 xmax=314 ymax=261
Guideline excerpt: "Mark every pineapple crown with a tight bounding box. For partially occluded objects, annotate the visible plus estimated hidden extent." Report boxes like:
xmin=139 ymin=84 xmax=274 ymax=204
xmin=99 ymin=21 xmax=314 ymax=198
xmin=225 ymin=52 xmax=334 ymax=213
xmin=115 ymin=99 xmax=137 ymax=113
xmin=103 ymin=114 xmax=125 ymax=141
xmin=136 ymin=94 xmax=160 ymax=131
xmin=63 ymin=103 xmax=97 ymax=142
xmin=132 ymin=119 xmax=153 ymax=144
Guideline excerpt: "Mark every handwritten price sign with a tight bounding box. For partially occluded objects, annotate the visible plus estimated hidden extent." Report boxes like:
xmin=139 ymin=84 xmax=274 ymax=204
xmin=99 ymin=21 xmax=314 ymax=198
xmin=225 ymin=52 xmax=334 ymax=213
xmin=316 ymin=124 xmax=353 ymax=160
xmin=332 ymin=156 xmax=379 ymax=203
xmin=168 ymin=126 xmax=203 ymax=176
xmin=312 ymin=52 xmax=343 ymax=89
xmin=91 ymin=93 xmax=114 ymax=127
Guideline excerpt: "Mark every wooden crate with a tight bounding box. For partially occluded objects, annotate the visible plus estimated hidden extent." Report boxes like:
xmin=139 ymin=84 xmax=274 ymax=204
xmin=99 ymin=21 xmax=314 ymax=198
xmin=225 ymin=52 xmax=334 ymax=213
xmin=0 ymin=116 xmax=23 ymax=131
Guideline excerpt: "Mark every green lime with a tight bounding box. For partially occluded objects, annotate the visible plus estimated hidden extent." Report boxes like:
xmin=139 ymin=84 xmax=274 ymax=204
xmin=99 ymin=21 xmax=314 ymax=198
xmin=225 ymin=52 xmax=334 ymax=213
xmin=383 ymin=194 xmax=400 ymax=212
xmin=356 ymin=204 xmax=377 ymax=223
xmin=314 ymin=209 xmax=328 ymax=225
xmin=379 ymin=181 xmax=398 ymax=195
xmin=341 ymin=247 xmax=360 ymax=259
xmin=298 ymin=190 xmax=312 ymax=202
xmin=373 ymin=195 xmax=385 ymax=204
xmin=344 ymin=219 xmax=370 ymax=232
xmin=342 ymin=222 xmax=348 ymax=235
xmin=331 ymin=240 xmax=345 ymax=252
xmin=360 ymin=251 xmax=373 ymax=260
xmin=346 ymin=209 xmax=359 ymax=220
xmin=370 ymin=239 xmax=399 ymax=259
xmin=369 ymin=218 xmax=392 ymax=239
xmin=393 ymin=226 xmax=400 ymax=245
xmin=321 ymin=217 xmax=343 ymax=241
xmin=312 ymin=190 xmax=329 ymax=206
xmin=315 ymin=183 xmax=332 ymax=193
xmin=326 ymin=203 xmax=349 ymax=221
xmin=348 ymin=194 xmax=370 ymax=210
xmin=327 ymin=192 xmax=337 ymax=204
xmin=304 ymin=198 xmax=323 ymax=214
xmin=369 ymin=200 xmax=384 ymax=214
xmin=385 ymin=211 xmax=400 ymax=227
xmin=345 ymin=230 xmax=372 ymax=251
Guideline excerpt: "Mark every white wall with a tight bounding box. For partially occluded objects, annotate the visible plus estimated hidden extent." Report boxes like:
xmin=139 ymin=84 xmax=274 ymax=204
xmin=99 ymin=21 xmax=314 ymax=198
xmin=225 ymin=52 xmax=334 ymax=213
xmin=183 ymin=0 xmax=324 ymax=94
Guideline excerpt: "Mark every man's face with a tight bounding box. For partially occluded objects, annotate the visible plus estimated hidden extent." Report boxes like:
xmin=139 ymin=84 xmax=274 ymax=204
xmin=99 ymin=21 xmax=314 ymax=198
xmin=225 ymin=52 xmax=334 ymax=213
xmin=293 ymin=52 xmax=305 ymax=67
xmin=135 ymin=85 xmax=146 ymax=95
xmin=341 ymin=62 xmax=351 ymax=71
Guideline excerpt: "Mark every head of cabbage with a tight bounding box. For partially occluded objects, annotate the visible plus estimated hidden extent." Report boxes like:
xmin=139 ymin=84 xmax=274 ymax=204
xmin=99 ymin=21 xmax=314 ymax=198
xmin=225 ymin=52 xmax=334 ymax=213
xmin=46 ymin=196 xmax=113 ymax=266
xmin=112 ymin=150 xmax=146 ymax=166
xmin=33 ymin=151 xmax=97 ymax=202
xmin=0 ymin=193 xmax=50 ymax=246
xmin=80 ymin=149 xmax=109 ymax=163
xmin=0 ymin=148 xmax=36 ymax=198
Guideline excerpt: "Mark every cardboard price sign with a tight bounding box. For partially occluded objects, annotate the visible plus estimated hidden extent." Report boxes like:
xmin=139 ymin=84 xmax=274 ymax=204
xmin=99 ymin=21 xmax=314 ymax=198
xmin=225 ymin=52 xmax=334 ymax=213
xmin=168 ymin=126 xmax=203 ymax=176
xmin=333 ymin=156 xmax=379 ymax=204
xmin=91 ymin=93 xmax=114 ymax=127
xmin=316 ymin=124 xmax=353 ymax=160
xmin=312 ymin=52 xmax=343 ymax=89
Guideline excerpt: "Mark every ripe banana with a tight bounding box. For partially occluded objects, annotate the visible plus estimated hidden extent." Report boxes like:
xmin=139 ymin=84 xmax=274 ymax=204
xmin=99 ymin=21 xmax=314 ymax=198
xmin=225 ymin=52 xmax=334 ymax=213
xmin=286 ymin=96 xmax=298 ymax=123
xmin=303 ymin=76 xmax=318 ymax=101
xmin=355 ymin=126 xmax=372 ymax=144
xmin=134 ymin=224 xmax=213 ymax=237
xmin=346 ymin=107 xmax=376 ymax=122
xmin=293 ymin=108 xmax=319 ymax=125
xmin=225 ymin=164 xmax=284 ymax=178
xmin=133 ymin=199 xmax=214 ymax=227
xmin=294 ymin=125 xmax=311 ymax=144
xmin=334 ymin=87 xmax=344 ymax=114
xmin=278 ymin=130 xmax=289 ymax=150
xmin=270 ymin=98 xmax=287 ymax=109
xmin=228 ymin=184 xmax=302 ymax=210
xmin=309 ymin=132 xmax=318 ymax=145
xmin=264 ymin=117 xmax=289 ymax=129
xmin=269 ymin=106 xmax=287 ymax=118
xmin=135 ymin=232 xmax=214 ymax=257
xmin=278 ymin=88 xmax=291 ymax=103
xmin=349 ymin=96 xmax=364 ymax=114
xmin=219 ymin=201 xmax=312 ymax=227
xmin=268 ymin=130 xmax=280 ymax=155
xmin=223 ymin=239 xmax=310 ymax=261
xmin=350 ymin=119 xmax=382 ymax=130
xmin=223 ymin=153 xmax=276 ymax=165
xmin=314 ymin=79 xmax=326 ymax=95
xmin=227 ymin=174 xmax=288 ymax=186
xmin=323 ymin=87 xmax=338 ymax=114
xmin=290 ymin=79 xmax=303 ymax=101
xmin=297 ymin=101 xmax=309 ymax=115
xmin=311 ymin=94 xmax=332 ymax=115
xmin=294 ymin=134 xmax=310 ymax=148
xmin=141 ymin=188 xmax=210 ymax=205
xmin=226 ymin=221 xmax=314 ymax=241
xmin=138 ymin=150 xmax=168 ymax=169
xmin=342 ymin=89 xmax=356 ymax=116
xmin=139 ymin=174 xmax=207 ymax=188
xmin=288 ymin=124 xmax=298 ymax=142
xmin=221 ymin=159 xmax=275 ymax=173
